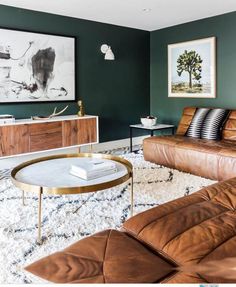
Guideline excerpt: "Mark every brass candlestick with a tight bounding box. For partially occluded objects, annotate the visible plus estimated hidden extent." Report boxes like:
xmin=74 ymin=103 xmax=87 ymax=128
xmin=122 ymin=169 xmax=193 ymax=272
xmin=78 ymin=100 xmax=85 ymax=117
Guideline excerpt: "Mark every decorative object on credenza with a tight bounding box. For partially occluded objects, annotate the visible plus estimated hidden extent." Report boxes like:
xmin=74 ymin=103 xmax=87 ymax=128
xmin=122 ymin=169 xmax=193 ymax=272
xmin=0 ymin=114 xmax=15 ymax=124
xmin=0 ymin=28 xmax=75 ymax=103
xmin=77 ymin=100 xmax=85 ymax=117
xmin=140 ymin=116 xmax=157 ymax=127
xmin=31 ymin=105 xmax=68 ymax=120
xmin=101 ymin=44 xmax=115 ymax=60
xmin=168 ymin=37 xmax=216 ymax=98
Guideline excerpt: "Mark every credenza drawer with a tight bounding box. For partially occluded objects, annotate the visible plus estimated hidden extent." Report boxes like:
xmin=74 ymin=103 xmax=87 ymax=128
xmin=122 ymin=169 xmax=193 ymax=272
xmin=0 ymin=125 xmax=29 ymax=156
xmin=62 ymin=118 xmax=97 ymax=147
xmin=29 ymin=122 xmax=62 ymax=135
xmin=77 ymin=118 xmax=97 ymax=144
xmin=30 ymin=132 xmax=62 ymax=152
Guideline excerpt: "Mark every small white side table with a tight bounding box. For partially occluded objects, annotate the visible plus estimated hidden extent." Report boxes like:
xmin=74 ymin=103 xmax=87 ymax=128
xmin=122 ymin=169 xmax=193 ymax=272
xmin=129 ymin=124 xmax=175 ymax=152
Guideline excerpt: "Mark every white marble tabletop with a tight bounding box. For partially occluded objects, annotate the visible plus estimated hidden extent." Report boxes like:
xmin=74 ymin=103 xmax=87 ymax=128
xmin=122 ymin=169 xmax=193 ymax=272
xmin=15 ymin=157 xmax=128 ymax=188
xmin=129 ymin=123 xmax=174 ymax=130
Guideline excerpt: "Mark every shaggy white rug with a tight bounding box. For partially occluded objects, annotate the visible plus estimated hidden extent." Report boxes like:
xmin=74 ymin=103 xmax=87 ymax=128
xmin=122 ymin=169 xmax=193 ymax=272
xmin=0 ymin=151 xmax=215 ymax=283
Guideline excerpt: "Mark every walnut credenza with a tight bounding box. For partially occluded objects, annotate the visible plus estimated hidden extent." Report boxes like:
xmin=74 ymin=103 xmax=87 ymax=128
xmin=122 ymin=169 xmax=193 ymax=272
xmin=0 ymin=115 xmax=99 ymax=157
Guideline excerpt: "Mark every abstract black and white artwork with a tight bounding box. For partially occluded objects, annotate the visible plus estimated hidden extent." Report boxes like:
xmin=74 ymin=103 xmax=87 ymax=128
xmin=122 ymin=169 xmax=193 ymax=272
xmin=0 ymin=28 xmax=75 ymax=103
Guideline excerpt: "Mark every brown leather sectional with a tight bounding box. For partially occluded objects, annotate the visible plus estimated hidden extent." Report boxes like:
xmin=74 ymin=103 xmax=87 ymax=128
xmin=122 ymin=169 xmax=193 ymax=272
xmin=144 ymin=107 xmax=236 ymax=181
xmin=26 ymin=177 xmax=236 ymax=283
xmin=25 ymin=107 xmax=236 ymax=283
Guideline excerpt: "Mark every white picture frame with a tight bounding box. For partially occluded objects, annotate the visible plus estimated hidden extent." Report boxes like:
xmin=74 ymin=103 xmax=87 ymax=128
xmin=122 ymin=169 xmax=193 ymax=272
xmin=168 ymin=37 xmax=216 ymax=98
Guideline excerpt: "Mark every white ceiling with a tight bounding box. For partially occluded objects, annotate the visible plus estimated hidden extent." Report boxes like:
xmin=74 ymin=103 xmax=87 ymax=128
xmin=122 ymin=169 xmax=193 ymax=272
xmin=0 ymin=0 xmax=235 ymax=31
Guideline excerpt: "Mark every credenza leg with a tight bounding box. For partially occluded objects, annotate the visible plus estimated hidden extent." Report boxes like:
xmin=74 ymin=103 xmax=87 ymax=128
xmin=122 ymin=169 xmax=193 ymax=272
xmin=78 ymin=146 xmax=81 ymax=153
xmin=89 ymin=144 xmax=93 ymax=153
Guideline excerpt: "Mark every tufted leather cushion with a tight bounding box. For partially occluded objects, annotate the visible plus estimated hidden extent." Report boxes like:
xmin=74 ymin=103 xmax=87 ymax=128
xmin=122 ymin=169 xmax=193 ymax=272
xmin=25 ymin=229 xmax=174 ymax=283
xmin=123 ymin=177 xmax=236 ymax=283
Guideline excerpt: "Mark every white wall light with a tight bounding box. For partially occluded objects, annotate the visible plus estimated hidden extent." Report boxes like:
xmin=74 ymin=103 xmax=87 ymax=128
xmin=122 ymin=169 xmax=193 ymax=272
xmin=101 ymin=44 xmax=115 ymax=60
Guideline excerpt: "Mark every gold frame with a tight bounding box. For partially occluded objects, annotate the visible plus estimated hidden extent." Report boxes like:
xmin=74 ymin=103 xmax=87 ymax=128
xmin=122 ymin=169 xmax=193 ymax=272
xmin=11 ymin=153 xmax=133 ymax=242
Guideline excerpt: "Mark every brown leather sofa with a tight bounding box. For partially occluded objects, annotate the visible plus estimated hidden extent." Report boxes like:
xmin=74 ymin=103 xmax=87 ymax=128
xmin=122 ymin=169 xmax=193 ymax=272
xmin=25 ymin=177 xmax=236 ymax=283
xmin=144 ymin=107 xmax=236 ymax=181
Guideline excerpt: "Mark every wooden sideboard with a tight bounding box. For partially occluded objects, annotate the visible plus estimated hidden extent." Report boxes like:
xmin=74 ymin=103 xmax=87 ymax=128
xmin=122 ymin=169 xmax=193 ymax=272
xmin=0 ymin=115 xmax=99 ymax=157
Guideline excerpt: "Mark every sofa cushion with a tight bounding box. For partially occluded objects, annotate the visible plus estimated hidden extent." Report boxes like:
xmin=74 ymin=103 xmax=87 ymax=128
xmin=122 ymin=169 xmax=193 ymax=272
xmin=176 ymin=107 xmax=197 ymax=135
xmin=185 ymin=108 xmax=210 ymax=138
xmin=123 ymin=177 xmax=236 ymax=272
xmin=123 ymin=177 xmax=236 ymax=283
xmin=143 ymin=135 xmax=183 ymax=169
xmin=222 ymin=110 xmax=236 ymax=141
xmin=25 ymin=229 xmax=175 ymax=283
xmin=201 ymin=108 xmax=229 ymax=140
xmin=143 ymin=135 xmax=236 ymax=180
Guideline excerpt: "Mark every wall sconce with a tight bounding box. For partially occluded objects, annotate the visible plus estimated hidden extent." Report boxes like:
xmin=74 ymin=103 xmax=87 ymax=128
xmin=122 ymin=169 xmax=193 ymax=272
xmin=101 ymin=44 xmax=115 ymax=60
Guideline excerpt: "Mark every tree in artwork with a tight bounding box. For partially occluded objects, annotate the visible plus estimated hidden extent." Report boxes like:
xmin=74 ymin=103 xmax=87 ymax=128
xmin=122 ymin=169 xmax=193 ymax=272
xmin=176 ymin=50 xmax=203 ymax=89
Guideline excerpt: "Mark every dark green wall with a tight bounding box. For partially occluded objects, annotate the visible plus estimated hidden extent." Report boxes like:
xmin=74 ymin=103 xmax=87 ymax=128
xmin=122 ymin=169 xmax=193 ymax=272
xmin=150 ymin=11 xmax=236 ymax=127
xmin=0 ymin=5 xmax=150 ymax=142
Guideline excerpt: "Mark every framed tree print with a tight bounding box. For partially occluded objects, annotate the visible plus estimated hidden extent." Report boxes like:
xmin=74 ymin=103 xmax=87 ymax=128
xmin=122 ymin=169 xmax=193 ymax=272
xmin=0 ymin=27 xmax=75 ymax=103
xmin=168 ymin=37 xmax=216 ymax=98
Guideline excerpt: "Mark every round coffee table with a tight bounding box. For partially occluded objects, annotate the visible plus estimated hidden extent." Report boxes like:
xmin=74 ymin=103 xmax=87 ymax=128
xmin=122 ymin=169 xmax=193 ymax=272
xmin=11 ymin=153 xmax=133 ymax=242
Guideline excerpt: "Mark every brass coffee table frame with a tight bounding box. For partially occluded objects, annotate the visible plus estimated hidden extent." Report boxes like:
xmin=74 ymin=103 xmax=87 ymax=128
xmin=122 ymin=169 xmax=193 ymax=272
xmin=11 ymin=153 xmax=133 ymax=242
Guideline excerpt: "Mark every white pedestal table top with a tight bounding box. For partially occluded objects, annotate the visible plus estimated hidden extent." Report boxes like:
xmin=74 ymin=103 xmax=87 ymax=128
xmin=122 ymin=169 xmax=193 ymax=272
xmin=14 ymin=157 xmax=128 ymax=188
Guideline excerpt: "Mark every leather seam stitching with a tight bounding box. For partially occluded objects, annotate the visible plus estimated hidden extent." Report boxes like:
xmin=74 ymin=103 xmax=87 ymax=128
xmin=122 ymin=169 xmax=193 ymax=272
xmin=102 ymin=229 xmax=111 ymax=283
xmin=160 ymin=271 xmax=179 ymax=283
xmin=63 ymin=252 xmax=102 ymax=263
xmin=162 ymin=208 xmax=229 ymax=250
xmin=174 ymin=144 xmax=221 ymax=155
xmin=136 ymin=196 xmax=207 ymax=235
xmin=197 ymin=229 xmax=236 ymax=264
xmin=122 ymin=227 xmax=180 ymax=266
xmin=211 ymin=198 xmax=235 ymax=211
xmin=70 ymin=274 xmax=104 ymax=283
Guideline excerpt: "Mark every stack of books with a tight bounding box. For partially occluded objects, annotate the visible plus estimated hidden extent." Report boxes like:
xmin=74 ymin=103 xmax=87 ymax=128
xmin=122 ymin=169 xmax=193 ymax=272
xmin=70 ymin=159 xmax=117 ymax=180
xmin=0 ymin=114 xmax=15 ymax=124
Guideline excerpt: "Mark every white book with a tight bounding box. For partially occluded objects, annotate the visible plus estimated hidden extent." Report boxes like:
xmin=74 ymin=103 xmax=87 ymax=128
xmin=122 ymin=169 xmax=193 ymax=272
xmin=70 ymin=167 xmax=117 ymax=180
xmin=70 ymin=159 xmax=116 ymax=177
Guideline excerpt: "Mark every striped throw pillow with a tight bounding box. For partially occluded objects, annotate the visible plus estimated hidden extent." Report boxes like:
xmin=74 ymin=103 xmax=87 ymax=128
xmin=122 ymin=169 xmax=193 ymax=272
xmin=201 ymin=108 xmax=229 ymax=140
xmin=185 ymin=108 xmax=210 ymax=138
